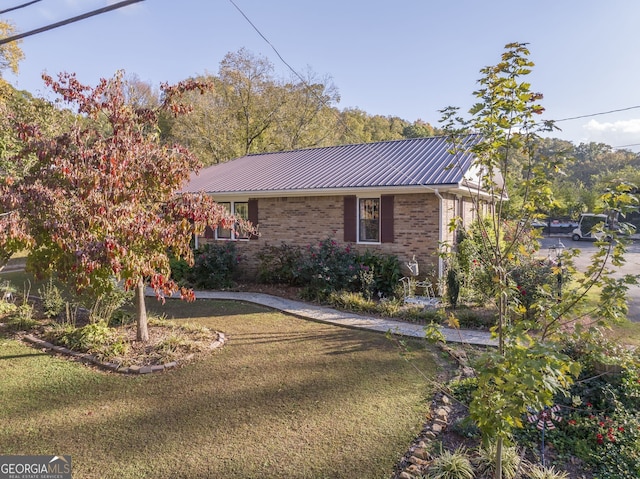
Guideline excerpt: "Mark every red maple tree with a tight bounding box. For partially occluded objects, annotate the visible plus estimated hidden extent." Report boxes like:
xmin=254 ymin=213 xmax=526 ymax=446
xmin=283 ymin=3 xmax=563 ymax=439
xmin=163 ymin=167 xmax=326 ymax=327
xmin=0 ymin=72 xmax=237 ymax=341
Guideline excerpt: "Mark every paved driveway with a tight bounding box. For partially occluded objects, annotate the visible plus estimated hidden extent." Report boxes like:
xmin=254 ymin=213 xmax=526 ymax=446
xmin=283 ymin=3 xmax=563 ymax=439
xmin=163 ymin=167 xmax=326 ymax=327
xmin=539 ymin=237 xmax=640 ymax=322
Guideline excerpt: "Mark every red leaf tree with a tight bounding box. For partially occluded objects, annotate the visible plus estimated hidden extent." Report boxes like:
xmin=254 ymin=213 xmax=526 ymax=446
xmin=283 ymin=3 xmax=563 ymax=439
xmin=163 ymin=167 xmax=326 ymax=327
xmin=0 ymin=72 xmax=236 ymax=341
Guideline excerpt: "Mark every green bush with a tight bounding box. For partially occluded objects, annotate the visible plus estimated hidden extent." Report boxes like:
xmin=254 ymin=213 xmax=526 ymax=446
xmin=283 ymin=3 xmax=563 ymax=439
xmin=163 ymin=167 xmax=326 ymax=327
xmin=295 ymin=238 xmax=361 ymax=300
xmin=510 ymin=258 xmax=555 ymax=319
xmin=473 ymin=442 xmax=520 ymax=479
xmin=355 ymin=250 xmax=401 ymax=298
xmin=37 ymin=277 xmax=66 ymax=318
xmin=256 ymin=243 xmax=303 ymax=285
xmin=427 ymin=446 xmax=475 ymax=479
xmin=515 ymin=333 xmax=640 ymax=479
xmin=188 ymin=243 xmax=242 ymax=289
xmin=327 ymin=291 xmax=378 ymax=314
xmin=169 ymin=255 xmax=192 ymax=284
xmin=89 ymin=286 xmax=133 ymax=324
xmin=6 ymin=303 xmax=36 ymax=330
xmin=526 ymin=465 xmax=568 ymax=479
xmin=50 ymin=321 xmax=129 ymax=360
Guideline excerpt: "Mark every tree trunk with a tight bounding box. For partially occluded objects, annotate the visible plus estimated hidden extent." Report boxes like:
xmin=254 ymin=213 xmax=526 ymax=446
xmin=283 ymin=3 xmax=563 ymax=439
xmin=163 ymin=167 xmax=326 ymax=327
xmin=135 ymin=277 xmax=149 ymax=342
xmin=495 ymin=436 xmax=503 ymax=479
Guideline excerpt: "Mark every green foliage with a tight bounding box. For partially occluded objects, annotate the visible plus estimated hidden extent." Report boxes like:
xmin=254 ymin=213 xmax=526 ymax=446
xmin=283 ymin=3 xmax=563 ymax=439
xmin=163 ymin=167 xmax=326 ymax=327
xmin=510 ymin=258 xmax=554 ymax=319
xmin=295 ymin=238 xmax=360 ymax=300
xmin=52 ymin=321 xmax=129 ymax=359
xmin=327 ymin=291 xmax=378 ymax=314
xmin=256 ymin=242 xmax=303 ymax=285
xmin=525 ymin=465 xmax=568 ymax=479
xmin=356 ymin=249 xmax=402 ymax=298
xmin=169 ymin=255 xmax=192 ymax=284
xmin=470 ymin=335 xmax=580 ymax=441
xmin=6 ymin=302 xmax=36 ymax=330
xmin=533 ymin=333 xmax=640 ymax=479
xmin=0 ymin=299 xmax=17 ymax=315
xmin=446 ymin=265 xmax=461 ymax=309
xmin=449 ymin=377 xmax=478 ymax=406
xmin=88 ymin=287 xmax=134 ymax=324
xmin=427 ymin=446 xmax=475 ymax=479
xmin=37 ymin=277 xmax=65 ymax=318
xmin=188 ymin=242 xmax=242 ymax=289
xmin=473 ymin=442 xmax=520 ymax=479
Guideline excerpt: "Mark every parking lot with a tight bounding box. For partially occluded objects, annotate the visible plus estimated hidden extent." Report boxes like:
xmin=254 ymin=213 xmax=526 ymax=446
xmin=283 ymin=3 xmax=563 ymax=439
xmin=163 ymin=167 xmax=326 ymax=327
xmin=539 ymin=237 xmax=640 ymax=322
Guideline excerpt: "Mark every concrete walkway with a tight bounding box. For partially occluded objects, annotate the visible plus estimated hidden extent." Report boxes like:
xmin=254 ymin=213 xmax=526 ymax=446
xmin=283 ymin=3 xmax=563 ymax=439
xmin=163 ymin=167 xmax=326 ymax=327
xmin=184 ymin=290 xmax=498 ymax=347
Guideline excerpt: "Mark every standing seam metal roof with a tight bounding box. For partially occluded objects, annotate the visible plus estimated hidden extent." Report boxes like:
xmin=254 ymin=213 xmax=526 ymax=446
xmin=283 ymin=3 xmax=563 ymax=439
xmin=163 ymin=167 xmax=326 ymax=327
xmin=182 ymin=134 xmax=481 ymax=194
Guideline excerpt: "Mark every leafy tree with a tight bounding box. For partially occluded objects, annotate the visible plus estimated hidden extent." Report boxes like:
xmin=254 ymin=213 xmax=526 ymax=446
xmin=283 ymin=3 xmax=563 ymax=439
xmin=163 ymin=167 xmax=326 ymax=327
xmin=167 ymin=49 xmax=341 ymax=164
xmin=402 ymin=119 xmax=439 ymax=138
xmin=441 ymin=43 xmax=638 ymax=479
xmin=0 ymin=20 xmax=24 ymax=77
xmin=569 ymin=142 xmax=640 ymax=188
xmin=0 ymin=72 xmax=237 ymax=341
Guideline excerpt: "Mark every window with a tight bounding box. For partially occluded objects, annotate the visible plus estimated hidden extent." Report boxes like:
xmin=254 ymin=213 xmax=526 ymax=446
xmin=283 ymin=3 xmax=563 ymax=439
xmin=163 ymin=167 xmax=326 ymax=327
xmin=216 ymin=201 xmax=249 ymax=240
xmin=359 ymin=198 xmax=380 ymax=242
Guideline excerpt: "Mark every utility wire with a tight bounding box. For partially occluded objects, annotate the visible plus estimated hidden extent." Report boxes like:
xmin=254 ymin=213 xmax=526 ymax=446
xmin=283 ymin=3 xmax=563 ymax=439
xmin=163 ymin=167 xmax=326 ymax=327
xmin=556 ymin=105 xmax=640 ymax=122
xmin=224 ymin=0 xmax=471 ymax=184
xmin=0 ymin=0 xmax=42 ymax=15
xmin=0 ymin=0 xmax=144 ymax=45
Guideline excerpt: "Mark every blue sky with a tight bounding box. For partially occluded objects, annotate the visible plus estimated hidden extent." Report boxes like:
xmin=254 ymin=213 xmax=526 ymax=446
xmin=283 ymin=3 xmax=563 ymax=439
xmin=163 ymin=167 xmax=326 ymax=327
xmin=4 ymin=0 xmax=640 ymax=151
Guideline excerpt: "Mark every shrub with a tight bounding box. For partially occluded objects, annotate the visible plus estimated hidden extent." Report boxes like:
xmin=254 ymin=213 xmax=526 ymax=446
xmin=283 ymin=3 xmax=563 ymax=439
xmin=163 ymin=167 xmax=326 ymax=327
xmin=515 ymin=333 xmax=640 ymax=479
xmin=526 ymin=465 xmax=569 ymax=479
xmin=473 ymin=442 xmax=520 ymax=479
xmin=52 ymin=321 xmax=129 ymax=360
xmin=169 ymin=255 xmax=192 ymax=284
xmin=327 ymin=291 xmax=378 ymax=314
xmin=510 ymin=258 xmax=555 ymax=319
xmin=188 ymin=242 xmax=242 ymax=289
xmin=256 ymin=243 xmax=303 ymax=285
xmin=427 ymin=446 xmax=475 ymax=479
xmin=6 ymin=303 xmax=36 ymax=330
xmin=37 ymin=277 xmax=66 ymax=318
xmin=446 ymin=265 xmax=461 ymax=309
xmin=88 ymin=286 xmax=133 ymax=324
xmin=294 ymin=238 xmax=360 ymax=300
xmin=356 ymin=250 xmax=401 ymax=298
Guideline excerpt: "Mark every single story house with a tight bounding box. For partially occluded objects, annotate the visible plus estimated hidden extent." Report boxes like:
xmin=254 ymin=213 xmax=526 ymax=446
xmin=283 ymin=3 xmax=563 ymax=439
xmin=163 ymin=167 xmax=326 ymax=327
xmin=181 ymin=134 xmax=494 ymax=282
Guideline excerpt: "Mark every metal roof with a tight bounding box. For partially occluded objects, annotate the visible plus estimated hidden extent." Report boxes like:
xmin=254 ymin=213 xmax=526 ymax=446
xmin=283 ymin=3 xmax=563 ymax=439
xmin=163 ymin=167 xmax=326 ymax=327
xmin=181 ymin=134 xmax=482 ymax=195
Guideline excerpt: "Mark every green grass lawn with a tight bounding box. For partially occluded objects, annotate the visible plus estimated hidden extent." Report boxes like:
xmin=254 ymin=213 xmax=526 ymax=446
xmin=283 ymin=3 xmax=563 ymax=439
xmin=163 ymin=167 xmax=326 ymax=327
xmin=0 ymin=298 xmax=441 ymax=479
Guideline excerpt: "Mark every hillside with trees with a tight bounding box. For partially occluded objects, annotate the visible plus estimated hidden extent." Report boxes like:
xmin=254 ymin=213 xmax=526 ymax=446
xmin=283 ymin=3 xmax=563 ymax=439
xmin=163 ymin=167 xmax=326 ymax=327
xmin=2 ymin=46 xmax=638 ymax=220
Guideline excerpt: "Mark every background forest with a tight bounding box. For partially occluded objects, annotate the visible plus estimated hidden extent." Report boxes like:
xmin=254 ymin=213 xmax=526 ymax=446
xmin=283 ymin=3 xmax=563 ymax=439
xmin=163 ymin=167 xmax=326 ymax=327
xmin=2 ymin=47 xmax=640 ymax=222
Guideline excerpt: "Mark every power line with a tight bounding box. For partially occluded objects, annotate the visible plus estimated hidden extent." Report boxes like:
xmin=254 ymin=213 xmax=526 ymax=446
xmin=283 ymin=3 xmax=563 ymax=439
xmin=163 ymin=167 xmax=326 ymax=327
xmin=0 ymin=0 xmax=42 ymax=15
xmin=0 ymin=0 xmax=144 ymax=45
xmin=556 ymin=105 xmax=640 ymax=122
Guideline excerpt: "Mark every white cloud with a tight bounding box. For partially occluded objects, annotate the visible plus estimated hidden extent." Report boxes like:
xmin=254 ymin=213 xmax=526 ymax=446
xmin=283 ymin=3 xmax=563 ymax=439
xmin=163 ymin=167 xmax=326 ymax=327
xmin=584 ymin=118 xmax=640 ymax=134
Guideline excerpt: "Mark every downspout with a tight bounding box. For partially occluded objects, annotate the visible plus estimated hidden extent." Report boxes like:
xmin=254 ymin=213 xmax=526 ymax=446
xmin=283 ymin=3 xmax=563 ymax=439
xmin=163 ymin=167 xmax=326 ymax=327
xmin=433 ymin=189 xmax=445 ymax=281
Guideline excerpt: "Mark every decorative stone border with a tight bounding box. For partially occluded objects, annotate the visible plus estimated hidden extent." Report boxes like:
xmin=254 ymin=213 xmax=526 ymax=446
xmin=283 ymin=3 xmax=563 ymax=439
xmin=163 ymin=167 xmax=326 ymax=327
xmin=22 ymin=332 xmax=227 ymax=374
xmin=393 ymin=343 xmax=476 ymax=479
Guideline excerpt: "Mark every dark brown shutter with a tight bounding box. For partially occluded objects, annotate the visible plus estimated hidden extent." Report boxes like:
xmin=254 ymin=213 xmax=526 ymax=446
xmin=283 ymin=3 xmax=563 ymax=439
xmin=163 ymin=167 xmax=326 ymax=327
xmin=380 ymin=195 xmax=394 ymax=243
xmin=204 ymin=226 xmax=214 ymax=239
xmin=248 ymin=199 xmax=259 ymax=240
xmin=344 ymin=195 xmax=357 ymax=242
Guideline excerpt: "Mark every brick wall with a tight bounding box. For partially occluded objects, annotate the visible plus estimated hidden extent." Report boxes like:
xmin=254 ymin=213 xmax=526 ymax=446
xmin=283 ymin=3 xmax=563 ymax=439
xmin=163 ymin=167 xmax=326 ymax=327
xmin=197 ymin=193 xmax=453 ymax=281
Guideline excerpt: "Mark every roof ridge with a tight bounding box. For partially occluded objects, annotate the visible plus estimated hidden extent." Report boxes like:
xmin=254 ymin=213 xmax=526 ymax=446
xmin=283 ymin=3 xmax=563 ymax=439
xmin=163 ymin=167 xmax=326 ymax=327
xmin=244 ymin=133 xmax=479 ymax=157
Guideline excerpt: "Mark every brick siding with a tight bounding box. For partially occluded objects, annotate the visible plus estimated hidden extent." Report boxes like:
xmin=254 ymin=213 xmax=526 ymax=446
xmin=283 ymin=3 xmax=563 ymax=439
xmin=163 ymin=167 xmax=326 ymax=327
xmin=197 ymin=192 xmax=479 ymax=281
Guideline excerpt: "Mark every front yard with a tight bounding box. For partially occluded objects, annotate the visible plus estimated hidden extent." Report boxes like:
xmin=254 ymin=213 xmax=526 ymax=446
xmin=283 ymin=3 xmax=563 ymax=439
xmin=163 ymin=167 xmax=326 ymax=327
xmin=0 ymin=298 xmax=442 ymax=479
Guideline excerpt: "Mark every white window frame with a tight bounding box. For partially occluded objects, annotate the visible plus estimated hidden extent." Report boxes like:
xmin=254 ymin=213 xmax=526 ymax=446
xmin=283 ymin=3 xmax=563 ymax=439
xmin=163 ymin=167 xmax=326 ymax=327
xmin=357 ymin=196 xmax=381 ymax=244
xmin=216 ymin=200 xmax=249 ymax=241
